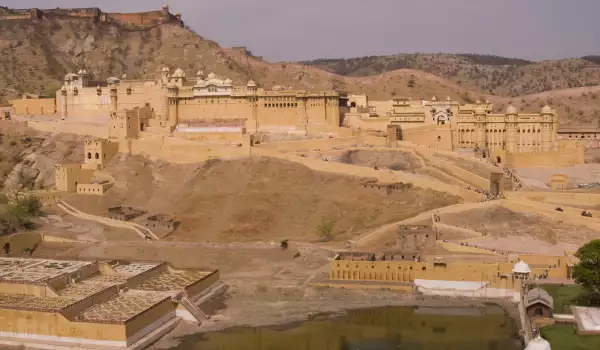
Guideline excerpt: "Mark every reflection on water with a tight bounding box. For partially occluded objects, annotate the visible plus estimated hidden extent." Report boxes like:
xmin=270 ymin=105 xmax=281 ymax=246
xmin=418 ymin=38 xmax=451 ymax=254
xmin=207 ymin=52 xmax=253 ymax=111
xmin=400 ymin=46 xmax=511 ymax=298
xmin=170 ymin=305 xmax=522 ymax=350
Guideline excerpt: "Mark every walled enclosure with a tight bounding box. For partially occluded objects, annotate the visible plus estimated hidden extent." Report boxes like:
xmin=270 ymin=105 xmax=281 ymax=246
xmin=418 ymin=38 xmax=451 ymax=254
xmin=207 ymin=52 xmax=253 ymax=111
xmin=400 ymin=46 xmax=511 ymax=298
xmin=329 ymin=252 xmax=570 ymax=291
xmin=0 ymin=257 xmax=220 ymax=347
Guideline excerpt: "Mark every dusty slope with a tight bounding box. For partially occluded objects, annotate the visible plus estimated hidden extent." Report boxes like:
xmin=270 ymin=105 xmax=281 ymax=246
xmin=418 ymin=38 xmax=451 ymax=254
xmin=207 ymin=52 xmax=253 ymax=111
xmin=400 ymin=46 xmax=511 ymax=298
xmin=0 ymin=123 xmax=84 ymax=194
xmin=304 ymin=54 xmax=600 ymax=97
xmin=2 ymin=15 xmax=596 ymax=125
xmin=0 ymin=17 xmax=478 ymax=104
xmin=66 ymin=156 xmax=461 ymax=242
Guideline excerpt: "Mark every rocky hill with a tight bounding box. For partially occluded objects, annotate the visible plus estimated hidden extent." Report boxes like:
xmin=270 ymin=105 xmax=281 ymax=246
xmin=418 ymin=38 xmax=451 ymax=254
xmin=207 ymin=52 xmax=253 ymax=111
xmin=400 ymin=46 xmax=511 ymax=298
xmin=0 ymin=11 xmax=598 ymax=126
xmin=302 ymin=54 xmax=600 ymax=97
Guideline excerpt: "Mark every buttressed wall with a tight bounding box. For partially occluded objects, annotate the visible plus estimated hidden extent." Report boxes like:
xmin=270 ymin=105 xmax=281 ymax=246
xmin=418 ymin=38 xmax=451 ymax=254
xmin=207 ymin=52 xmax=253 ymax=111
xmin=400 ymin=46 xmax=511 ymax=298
xmin=10 ymin=97 xmax=56 ymax=116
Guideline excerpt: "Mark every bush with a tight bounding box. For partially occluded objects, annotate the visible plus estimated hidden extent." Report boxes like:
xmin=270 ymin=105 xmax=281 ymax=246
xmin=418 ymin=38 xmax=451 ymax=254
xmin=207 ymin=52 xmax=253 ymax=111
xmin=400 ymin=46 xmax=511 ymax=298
xmin=316 ymin=219 xmax=334 ymax=241
xmin=280 ymin=239 xmax=289 ymax=250
xmin=0 ymin=196 xmax=43 ymax=235
xmin=407 ymin=79 xmax=416 ymax=88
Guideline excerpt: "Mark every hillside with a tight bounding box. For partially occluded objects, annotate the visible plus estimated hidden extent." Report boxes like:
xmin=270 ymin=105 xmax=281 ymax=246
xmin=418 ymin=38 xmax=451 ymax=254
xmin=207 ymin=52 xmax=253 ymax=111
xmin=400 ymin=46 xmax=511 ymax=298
xmin=65 ymin=156 xmax=460 ymax=242
xmin=302 ymin=54 xmax=600 ymax=97
xmin=0 ymin=12 xmax=598 ymax=126
xmin=0 ymin=16 xmax=480 ymax=105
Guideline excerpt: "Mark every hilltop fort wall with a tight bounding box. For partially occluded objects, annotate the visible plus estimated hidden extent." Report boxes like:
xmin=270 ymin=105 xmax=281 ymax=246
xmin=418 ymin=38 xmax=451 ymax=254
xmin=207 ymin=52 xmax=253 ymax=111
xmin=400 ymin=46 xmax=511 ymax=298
xmin=0 ymin=5 xmax=183 ymax=28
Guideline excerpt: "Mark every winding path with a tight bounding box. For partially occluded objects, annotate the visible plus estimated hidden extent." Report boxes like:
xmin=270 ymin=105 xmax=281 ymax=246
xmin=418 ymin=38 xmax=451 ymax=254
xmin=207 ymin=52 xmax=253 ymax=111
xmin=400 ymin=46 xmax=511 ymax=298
xmin=57 ymin=200 xmax=159 ymax=241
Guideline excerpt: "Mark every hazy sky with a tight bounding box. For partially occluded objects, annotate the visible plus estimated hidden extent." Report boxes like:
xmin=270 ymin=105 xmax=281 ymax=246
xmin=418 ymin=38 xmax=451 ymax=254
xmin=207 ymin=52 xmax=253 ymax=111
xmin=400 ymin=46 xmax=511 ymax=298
xmin=4 ymin=0 xmax=598 ymax=62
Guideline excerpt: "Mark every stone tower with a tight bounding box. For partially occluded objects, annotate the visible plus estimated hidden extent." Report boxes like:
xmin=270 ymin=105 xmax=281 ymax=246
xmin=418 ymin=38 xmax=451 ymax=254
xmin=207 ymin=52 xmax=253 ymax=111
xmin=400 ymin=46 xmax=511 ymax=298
xmin=109 ymin=85 xmax=118 ymax=113
xmin=505 ymin=105 xmax=518 ymax=152
xmin=166 ymin=83 xmax=179 ymax=126
xmin=474 ymin=105 xmax=486 ymax=149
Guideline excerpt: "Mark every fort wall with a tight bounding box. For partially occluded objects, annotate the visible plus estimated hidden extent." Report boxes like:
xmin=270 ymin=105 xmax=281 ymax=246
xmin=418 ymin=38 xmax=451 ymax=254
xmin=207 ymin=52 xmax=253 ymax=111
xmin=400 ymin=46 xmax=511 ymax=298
xmin=10 ymin=98 xmax=56 ymax=116
xmin=255 ymin=137 xmax=358 ymax=152
xmin=0 ymin=309 xmax=125 ymax=345
xmin=329 ymin=259 xmax=566 ymax=287
xmin=0 ymin=7 xmax=183 ymax=28
xmin=27 ymin=121 xmax=108 ymax=138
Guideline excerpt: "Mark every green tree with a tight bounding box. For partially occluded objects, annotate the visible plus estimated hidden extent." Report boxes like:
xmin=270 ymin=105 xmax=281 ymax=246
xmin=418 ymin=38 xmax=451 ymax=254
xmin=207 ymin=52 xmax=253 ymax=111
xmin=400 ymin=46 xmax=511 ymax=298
xmin=573 ymin=240 xmax=600 ymax=305
xmin=317 ymin=219 xmax=334 ymax=241
xmin=407 ymin=79 xmax=416 ymax=88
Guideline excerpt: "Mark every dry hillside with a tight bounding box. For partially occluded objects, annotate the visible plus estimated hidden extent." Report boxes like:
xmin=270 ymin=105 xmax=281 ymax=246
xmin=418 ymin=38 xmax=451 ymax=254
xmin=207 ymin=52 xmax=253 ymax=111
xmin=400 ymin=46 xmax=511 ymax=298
xmin=66 ymin=156 xmax=460 ymax=242
xmin=0 ymin=17 xmax=477 ymax=105
xmin=0 ymin=123 xmax=84 ymax=195
xmin=1 ymin=13 xmax=598 ymax=125
xmin=303 ymin=54 xmax=600 ymax=97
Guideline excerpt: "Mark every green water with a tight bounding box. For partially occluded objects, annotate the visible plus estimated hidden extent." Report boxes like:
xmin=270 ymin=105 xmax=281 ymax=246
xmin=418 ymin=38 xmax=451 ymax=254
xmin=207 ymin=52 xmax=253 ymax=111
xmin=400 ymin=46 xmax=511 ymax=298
xmin=169 ymin=305 xmax=522 ymax=350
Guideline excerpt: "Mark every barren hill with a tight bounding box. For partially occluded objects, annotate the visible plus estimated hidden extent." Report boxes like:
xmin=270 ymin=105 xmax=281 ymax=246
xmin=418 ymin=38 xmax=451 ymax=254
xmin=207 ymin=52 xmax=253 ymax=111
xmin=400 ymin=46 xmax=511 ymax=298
xmin=303 ymin=54 xmax=600 ymax=97
xmin=0 ymin=10 xmax=598 ymax=126
xmin=0 ymin=15 xmax=480 ymax=105
xmin=66 ymin=156 xmax=460 ymax=242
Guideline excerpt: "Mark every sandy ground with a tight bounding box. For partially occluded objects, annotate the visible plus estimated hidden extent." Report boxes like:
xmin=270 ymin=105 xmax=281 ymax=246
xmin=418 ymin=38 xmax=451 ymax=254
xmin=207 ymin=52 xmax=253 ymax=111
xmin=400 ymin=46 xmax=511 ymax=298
xmin=439 ymin=205 xmax=600 ymax=245
xmin=62 ymin=156 xmax=460 ymax=243
xmin=434 ymin=153 xmax=495 ymax=179
xmin=516 ymin=163 xmax=600 ymax=189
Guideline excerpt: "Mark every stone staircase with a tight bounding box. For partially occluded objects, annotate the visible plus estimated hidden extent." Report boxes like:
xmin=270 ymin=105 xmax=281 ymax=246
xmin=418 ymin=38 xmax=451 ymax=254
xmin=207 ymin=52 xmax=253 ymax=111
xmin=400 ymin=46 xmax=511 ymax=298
xmin=179 ymin=296 xmax=209 ymax=324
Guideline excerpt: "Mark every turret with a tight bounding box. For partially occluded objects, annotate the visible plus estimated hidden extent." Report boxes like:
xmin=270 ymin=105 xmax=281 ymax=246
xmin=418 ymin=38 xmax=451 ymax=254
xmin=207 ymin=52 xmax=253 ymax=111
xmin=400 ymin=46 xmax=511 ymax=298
xmin=165 ymin=82 xmax=179 ymax=126
xmin=505 ymin=105 xmax=518 ymax=152
xmin=161 ymin=67 xmax=171 ymax=85
xmin=109 ymin=85 xmax=118 ymax=112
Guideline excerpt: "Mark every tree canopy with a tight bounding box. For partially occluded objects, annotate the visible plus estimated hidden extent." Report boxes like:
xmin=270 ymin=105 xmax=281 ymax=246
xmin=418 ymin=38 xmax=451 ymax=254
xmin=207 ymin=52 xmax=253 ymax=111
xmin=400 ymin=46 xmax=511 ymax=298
xmin=572 ymin=239 xmax=600 ymax=305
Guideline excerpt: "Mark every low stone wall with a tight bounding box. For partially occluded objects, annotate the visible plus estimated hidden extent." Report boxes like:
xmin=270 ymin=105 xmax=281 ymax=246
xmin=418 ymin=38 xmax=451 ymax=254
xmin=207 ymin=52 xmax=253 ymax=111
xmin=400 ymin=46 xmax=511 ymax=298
xmin=255 ymin=137 xmax=359 ymax=152
xmin=26 ymin=120 xmax=108 ymax=138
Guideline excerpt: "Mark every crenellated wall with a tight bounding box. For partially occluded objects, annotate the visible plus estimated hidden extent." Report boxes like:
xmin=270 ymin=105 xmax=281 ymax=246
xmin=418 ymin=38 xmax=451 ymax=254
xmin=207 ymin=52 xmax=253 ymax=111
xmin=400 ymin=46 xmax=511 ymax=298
xmin=0 ymin=6 xmax=183 ymax=28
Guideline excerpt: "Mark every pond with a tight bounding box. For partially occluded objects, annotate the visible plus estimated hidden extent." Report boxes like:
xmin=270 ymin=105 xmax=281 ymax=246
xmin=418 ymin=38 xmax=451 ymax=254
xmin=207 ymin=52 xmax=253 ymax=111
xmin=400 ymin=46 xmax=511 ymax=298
xmin=168 ymin=305 xmax=522 ymax=350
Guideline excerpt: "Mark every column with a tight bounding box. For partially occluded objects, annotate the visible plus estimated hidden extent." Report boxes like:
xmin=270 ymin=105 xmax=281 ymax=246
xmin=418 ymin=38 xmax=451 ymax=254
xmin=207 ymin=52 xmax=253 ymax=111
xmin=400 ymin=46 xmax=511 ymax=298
xmin=60 ymin=88 xmax=68 ymax=120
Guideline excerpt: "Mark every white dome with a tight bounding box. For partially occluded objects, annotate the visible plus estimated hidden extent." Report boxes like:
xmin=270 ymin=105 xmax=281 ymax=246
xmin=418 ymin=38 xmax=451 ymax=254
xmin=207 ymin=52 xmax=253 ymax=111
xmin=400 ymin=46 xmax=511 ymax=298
xmin=525 ymin=336 xmax=551 ymax=350
xmin=431 ymin=96 xmax=437 ymax=101
xmin=172 ymin=68 xmax=185 ymax=78
xmin=507 ymin=105 xmax=518 ymax=114
xmin=196 ymin=70 xmax=204 ymax=76
xmin=513 ymin=260 xmax=531 ymax=274
xmin=161 ymin=67 xmax=170 ymax=72
xmin=541 ymin=105 xmax=553 ymax=114
xmin=247 ymin=79 xmax=257 ymax=87
xmin=223 ymin=78 xmax=233 ymax=85
xmin=207 ymin=72 xmax=216 ymax=80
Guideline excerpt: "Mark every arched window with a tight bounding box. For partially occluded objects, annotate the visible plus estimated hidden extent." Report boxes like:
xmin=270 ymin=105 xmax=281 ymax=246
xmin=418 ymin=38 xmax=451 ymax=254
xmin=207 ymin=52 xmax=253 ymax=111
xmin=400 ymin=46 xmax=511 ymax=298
xmin=95 ymin=153 xmax=99 ymax=159
xmin=87 ymin=152 xmax=92 ymax=159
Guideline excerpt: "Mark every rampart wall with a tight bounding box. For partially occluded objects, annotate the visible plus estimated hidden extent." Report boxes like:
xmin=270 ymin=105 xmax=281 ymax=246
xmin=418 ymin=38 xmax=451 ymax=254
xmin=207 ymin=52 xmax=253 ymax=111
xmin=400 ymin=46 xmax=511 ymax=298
xmin=255 ymin=137 xmax=359 ymax=152
xmin=27 ymin=121 xmax=108 ymax=138
xmin=11 ymin=98 xmax=55 ymax=116
xmin=0 ymin=7 xmax=182 ymax=28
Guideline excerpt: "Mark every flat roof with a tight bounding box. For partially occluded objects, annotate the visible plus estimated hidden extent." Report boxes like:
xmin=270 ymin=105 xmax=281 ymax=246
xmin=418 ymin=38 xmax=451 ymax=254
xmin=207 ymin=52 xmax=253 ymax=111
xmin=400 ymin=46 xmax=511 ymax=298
xmin=0 ymin=293 xmax=75 ymax=312
xmin=0 ymin=257 xmax=95 ymax=285
xmin=573 ymin=306 xmax=600 ymax=333
xmin=135 ymin=270 xmax=213 ymax=292
xmin=75 ymin=293 xmax=169 ymax=324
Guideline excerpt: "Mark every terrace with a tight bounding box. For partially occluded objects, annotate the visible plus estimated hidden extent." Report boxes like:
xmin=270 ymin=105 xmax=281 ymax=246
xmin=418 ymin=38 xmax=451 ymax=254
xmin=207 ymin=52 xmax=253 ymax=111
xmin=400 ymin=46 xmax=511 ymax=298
xmin=75 ymin=293 xmax=169 ymax=324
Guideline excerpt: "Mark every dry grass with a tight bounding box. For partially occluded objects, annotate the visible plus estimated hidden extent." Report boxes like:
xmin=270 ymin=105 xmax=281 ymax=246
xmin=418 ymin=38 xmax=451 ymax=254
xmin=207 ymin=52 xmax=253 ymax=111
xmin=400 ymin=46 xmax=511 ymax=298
xmin=65 ymin=156 xmax=460 ymax=243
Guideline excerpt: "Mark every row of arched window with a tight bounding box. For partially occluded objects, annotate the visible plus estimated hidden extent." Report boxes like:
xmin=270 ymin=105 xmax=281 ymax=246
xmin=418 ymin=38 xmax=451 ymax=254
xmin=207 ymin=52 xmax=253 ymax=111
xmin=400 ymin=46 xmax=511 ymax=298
xmin=458 ymin=129 xmax=543 ymax=133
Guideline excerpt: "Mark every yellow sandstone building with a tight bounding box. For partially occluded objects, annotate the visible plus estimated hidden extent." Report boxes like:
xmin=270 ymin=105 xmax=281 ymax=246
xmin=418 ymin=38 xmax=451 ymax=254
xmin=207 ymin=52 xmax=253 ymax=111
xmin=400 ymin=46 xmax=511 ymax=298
xmin=0 ymin=257 xmax=220 ymax=348
xmin=346 ymin=94 xmax=582 ymax=167
xmin=54 ymin=68 xmax=346 ymax=134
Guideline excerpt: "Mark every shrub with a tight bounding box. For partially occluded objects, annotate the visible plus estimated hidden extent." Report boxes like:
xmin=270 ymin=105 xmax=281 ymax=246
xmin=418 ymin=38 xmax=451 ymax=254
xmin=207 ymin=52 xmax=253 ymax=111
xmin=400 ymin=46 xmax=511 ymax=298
xmin=316 ymin=219 xmax=334 ymax=241
xmin=407 ymin=79 xmax=416 ymax=88
xmin=280 ymin=239 xmax=289 ymax=250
